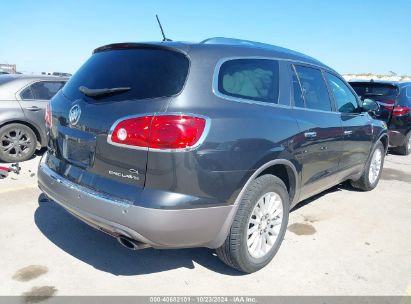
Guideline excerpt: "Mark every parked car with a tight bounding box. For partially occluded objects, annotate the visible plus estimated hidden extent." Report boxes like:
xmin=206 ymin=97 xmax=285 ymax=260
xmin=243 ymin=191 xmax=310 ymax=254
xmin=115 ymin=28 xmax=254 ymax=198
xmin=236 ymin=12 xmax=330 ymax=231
xmin=38 ymin=38 xmax=387 ymax=273
xmin=349 ymin=80 xmax=411 ymax=155
xmin=0 ymin=75 xmax=68 ymax=162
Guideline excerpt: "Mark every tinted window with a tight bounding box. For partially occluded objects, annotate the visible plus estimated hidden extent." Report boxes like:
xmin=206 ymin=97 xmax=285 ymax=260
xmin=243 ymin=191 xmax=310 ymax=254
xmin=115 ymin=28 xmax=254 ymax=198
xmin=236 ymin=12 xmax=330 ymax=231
xmin=325 ymin=73 xmax=359 ymax=113
xmin=218 ymin=59 xmax=279 ymax=103
xmin=350 ymin=83 xmax=399 ymax=98
xmin=294 ymin=65 xmax=332 ymax=111
xmin=406 ymin=86 xmax=411 ymax=98
xmin=290 ymin=65 xmax=305 ymax=107
xmin=31 ymin=81 xmax=65 ymax=100
xmin=63 ymin=48 xmax=189 ymax=101
xmin=20 ymin=87 xmax=33 ymax=100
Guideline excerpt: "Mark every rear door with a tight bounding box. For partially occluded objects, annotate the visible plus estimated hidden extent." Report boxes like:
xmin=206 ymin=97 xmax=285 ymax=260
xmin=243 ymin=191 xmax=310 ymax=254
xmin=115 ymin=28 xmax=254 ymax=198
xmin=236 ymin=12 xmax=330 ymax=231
xmin=18 ymin=81 xmax=66 ymax=129
xmin=47 ymin=46 xmax=190 ymax=202
xmin=290 ymin=64 xmax=344 ymax=200
xmin=326 ymin=73 xmax=373 ymax=177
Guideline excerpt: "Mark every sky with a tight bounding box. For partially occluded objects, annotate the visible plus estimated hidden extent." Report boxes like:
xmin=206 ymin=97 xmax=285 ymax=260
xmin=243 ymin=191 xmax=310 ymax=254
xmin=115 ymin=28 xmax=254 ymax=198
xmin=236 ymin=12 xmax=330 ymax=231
xmin=1 ymin=0 xmax=410 ymax=76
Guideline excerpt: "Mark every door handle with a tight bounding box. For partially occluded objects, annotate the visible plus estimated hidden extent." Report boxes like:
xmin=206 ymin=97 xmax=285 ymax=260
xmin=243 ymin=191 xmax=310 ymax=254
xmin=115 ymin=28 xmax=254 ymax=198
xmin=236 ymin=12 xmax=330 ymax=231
xmin=304 ymin=131 xmax=317 ymax=139
xmin=25 ymin=106 xmax=41 ymax=111
xmin=344 ymin=130 xmax=353 ymax=136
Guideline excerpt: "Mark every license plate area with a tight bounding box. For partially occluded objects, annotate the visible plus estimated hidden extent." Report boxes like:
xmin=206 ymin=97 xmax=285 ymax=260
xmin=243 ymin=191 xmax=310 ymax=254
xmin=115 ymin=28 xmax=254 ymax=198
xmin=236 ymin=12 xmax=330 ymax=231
xmin=58 ymin=126 xmax=96 ymax=168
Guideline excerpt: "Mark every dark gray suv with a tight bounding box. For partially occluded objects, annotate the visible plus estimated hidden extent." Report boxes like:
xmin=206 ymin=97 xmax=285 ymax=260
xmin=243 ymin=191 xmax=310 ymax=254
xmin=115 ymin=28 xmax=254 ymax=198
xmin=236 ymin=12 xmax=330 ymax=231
xmin=0 ymin=75 xmax=67 ymax=162
xmin=38 ymin=38 xmax=388 ymax=273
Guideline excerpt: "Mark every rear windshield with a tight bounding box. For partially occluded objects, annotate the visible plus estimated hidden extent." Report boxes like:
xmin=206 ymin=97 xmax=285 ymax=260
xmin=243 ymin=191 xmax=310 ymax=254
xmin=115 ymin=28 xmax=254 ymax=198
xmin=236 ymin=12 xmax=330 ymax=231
xmin=63 ymin=48 xmax=189 ymax=101
xmin=350 ymin=83 xmax=399 ymax=98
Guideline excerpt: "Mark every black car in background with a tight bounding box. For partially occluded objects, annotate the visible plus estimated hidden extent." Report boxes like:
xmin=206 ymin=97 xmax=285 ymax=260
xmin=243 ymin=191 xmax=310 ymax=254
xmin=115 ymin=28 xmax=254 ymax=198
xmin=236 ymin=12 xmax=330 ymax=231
xmin=350 ymin=81 xmax=411 ymax=155
xmin=0 ymin=75 xmax=68 ymax=162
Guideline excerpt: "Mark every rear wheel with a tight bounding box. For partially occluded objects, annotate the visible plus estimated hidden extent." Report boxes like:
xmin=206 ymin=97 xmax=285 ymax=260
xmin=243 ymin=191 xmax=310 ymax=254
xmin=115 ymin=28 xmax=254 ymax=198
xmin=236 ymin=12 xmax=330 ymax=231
xmin=0 ymin=123 xmax=37 ymax=163
xmin=216 ymin=175 xmax=289 ymax=273
xmin=351 ymin=141 xmax=385 ymax=191
xmin=392 ymin=131 xmax=411 ymax=156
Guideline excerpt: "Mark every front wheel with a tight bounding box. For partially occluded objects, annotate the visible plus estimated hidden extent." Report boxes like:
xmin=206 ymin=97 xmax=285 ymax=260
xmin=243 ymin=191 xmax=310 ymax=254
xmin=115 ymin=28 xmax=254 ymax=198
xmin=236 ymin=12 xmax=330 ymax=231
xmin=351 ymin=141 xmax=385 ymax=191
xmin=216 ymin=175 xmax=289 ymax=273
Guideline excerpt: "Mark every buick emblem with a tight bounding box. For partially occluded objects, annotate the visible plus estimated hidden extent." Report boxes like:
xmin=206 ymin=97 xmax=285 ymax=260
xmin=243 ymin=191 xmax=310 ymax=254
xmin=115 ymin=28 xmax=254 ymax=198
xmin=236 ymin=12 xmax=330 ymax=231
xmin=69 ymin=105 xmax=81 ymax=126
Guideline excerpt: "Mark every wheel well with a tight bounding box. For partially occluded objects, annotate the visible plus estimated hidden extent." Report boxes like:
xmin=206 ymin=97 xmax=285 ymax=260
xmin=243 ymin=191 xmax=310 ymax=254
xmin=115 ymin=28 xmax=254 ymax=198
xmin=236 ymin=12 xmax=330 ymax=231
xmin=257 ymin=164 xmax=296 ymax=204
xmin=379 ymin=135 xmax=388 ymax=152
xmin=0 ymin=120 xmax=42 ymax=147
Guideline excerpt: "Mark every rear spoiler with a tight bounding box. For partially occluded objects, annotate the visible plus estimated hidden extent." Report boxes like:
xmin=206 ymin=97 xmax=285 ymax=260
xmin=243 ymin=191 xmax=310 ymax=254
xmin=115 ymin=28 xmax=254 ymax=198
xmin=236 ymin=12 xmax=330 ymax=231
xmin=93 ymin=42 xmax=187 ymax=55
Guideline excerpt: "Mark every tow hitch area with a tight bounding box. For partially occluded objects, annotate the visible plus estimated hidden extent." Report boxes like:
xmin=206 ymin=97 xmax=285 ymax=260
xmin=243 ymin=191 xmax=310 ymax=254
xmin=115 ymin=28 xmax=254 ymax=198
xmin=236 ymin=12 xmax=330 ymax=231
xmin=0 ymin=163 xmax=21 ymax=179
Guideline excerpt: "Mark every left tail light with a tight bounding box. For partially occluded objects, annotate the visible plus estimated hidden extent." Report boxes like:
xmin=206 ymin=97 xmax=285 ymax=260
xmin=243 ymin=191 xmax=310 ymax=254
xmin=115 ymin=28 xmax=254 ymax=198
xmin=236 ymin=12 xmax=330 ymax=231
xmin=109 ymin=114 xmax=208 ymax=151
xmin=45 ymin=102 xmax=52 ymax=127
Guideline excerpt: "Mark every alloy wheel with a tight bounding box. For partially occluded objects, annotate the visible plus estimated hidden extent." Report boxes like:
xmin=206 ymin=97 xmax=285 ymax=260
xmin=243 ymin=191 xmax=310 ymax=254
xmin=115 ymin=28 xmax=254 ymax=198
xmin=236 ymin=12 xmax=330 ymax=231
xmin=247 ymin=192 xmax=283 ymax=259
xmin=1 ymin=128 xmax=33 ymax=160
xmin=368 ymin=148 xmax=382 ymax=184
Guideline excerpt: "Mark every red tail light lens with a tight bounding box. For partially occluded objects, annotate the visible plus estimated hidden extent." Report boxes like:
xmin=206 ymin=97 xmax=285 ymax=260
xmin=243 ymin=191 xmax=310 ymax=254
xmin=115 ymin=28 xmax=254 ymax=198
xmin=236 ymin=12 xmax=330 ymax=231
xmin=110 ymin=115 xmax=152 ymax=147
xmin=392 ymin=106 xmax=410 ymax=116
xmin=109 ymin=114 xmax=207 ymax=150
xmin=45 ymin=103 xmax=52 ymax=127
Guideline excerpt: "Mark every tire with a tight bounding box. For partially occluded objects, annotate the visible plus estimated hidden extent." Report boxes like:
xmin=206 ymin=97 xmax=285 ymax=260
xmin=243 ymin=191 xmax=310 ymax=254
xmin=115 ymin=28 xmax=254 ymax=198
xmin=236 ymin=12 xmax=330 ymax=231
xmin=392 ymin=131 xmax=411 ymax=156
xmin=351 ymin=141 xmax=385 ymax=191
xmin=216 ymin=174 xmax=290 ymax=273
xmin=0 ymin=123 xmax=37 ymax=163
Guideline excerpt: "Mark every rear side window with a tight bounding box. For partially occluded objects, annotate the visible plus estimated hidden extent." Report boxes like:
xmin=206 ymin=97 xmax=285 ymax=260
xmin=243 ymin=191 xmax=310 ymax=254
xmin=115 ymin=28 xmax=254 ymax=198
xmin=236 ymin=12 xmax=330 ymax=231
xmin=21 ymin=81 xmax=65 ymax=100
xmin=218 ymin=59 xmax=279 ymax=103
xmin=294 ymin=65 xmax=332 ymax=111
xmin=406 ymin=86 xmax=411 ymax=98
xmin=63 ymin=48 xmax=189 ymax=101
xmin=325 ymin=73 xmax=359 ymax=113
xmin=20 ymin=87 xmax=34 ymax=100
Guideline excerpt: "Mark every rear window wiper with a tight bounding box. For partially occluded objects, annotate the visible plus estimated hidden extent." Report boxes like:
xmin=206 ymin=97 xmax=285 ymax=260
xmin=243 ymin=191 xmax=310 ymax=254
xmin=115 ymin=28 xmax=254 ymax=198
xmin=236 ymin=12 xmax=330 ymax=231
xmin=79 ymin=86 xmax=131 ymax=97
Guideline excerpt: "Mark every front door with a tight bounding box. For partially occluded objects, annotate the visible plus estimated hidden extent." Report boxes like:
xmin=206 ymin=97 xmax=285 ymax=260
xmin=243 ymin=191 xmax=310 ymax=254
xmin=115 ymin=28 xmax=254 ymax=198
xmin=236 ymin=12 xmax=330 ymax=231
xmin=324 ymin=72 xmax=373 ymax=178
xmin=290 ymin=64 xmax=344 ymax=201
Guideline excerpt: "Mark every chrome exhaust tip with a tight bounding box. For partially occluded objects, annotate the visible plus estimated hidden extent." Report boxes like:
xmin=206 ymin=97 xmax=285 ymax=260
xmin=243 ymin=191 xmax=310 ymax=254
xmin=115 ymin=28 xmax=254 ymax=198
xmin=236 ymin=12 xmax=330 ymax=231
xmin=117 ymin=236 xmax=148 ymax=250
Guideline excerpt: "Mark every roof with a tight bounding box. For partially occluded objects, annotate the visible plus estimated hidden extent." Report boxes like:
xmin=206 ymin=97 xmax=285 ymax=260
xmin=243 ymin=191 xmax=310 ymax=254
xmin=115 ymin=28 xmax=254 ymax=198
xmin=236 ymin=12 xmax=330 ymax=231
xmin=0 ymin=74 xmax=69 ymax=82
xmin=94 ymin=37 xmax=331 ymax=71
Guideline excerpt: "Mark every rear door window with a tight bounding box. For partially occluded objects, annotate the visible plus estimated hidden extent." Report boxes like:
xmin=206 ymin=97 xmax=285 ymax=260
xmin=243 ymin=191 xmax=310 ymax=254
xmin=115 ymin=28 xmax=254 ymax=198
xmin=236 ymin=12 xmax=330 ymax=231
xmin=325 ymin=73 xmax=359 ymax=113
xmin=294 ymin=65 xmax=332 ymax=111
xmin=31 ymin=81 xmax=65 ymax=100
xmin=20 ymin=87 xmax=34 ymax=100
xmin=218 ymin=59 xmax=279 ymax=104
xmin=63 ymin=48 xmax=189 ymax=101
xmin=21 ymin=81 xmax=65 ymax=100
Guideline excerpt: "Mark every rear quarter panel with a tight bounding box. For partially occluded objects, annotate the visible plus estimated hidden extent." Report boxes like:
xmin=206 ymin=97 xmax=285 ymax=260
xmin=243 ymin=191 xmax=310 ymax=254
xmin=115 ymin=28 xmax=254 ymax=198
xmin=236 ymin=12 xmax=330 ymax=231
xmin=145 ymin=51 xmax=302 ymax=206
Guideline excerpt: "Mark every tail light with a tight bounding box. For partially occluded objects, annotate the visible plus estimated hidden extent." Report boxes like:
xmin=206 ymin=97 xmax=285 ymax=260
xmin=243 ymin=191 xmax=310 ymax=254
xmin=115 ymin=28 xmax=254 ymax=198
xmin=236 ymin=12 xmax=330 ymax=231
xmin=392 ymin=106 xmax=410 ymax=117
xmin=45 ymin=103 xmax=52 ymax=127
xmin=109 ymin=114 xmax=208 ymax=150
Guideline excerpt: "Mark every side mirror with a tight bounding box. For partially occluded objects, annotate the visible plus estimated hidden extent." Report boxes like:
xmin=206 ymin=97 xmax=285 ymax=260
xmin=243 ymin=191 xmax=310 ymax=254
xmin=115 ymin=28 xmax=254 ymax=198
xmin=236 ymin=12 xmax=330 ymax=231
xmin=361 ymin=98 xmax=379 ymax=113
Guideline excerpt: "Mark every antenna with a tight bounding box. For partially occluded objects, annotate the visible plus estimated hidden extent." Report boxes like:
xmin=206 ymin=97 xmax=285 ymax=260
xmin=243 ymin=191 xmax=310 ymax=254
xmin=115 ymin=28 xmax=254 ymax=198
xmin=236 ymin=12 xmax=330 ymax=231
xmin=156 ymin=15 xmax=172 ymax=42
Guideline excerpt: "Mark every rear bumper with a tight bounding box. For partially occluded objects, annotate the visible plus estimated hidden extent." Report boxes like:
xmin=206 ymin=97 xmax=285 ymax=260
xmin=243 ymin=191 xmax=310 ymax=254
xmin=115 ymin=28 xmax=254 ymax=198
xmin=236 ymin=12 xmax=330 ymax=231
xmin=38 ymin=156 xmax=235 ymax=249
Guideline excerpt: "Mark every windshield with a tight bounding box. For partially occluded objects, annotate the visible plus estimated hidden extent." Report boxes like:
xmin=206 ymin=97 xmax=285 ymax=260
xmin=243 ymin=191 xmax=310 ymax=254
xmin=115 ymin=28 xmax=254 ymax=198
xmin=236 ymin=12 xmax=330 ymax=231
xmin=63 ymin=48 xmax=189 ymax=101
